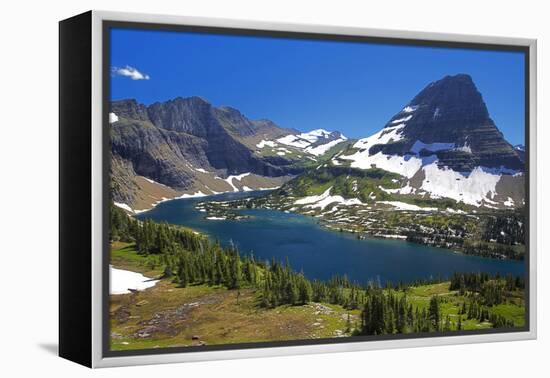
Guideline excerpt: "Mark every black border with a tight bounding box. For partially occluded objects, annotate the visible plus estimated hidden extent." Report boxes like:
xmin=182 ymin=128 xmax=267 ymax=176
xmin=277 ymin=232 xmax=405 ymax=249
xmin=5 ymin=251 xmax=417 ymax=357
xmin=102 ymin=20 xmax=531 ymax=359
xmin=59 ymin=11 xmax=93 ymax=367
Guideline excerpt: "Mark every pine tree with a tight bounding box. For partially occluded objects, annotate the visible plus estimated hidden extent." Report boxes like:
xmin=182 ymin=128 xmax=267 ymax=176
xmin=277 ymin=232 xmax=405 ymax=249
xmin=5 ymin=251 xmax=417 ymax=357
xmin=444 ymin=315 xmax=451 ymax=332
xmin=178 ymin=260 xmax=188 ymax=288
xmin=298 ymin=275 xmax=312 ymax=304
xmin=428 ymin=296 xmax=440 ymax=331
xmin=285 ymin=279 xmax=299 ymax=305
xmin=228 ymin=252 xmax=242 ymax=289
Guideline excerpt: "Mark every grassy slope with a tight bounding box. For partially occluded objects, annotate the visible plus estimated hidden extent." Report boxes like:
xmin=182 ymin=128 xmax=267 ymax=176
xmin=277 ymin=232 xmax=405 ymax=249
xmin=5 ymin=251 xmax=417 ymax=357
xmin=110 ymin=242 xmax=359 ymax=351
xmin=286 ymin=166 xmax=474 ymax=210
xmin=255 ymin=140 xmax=356 ymax=170
xmin=110 ymin=242 xmax=525 ymax=351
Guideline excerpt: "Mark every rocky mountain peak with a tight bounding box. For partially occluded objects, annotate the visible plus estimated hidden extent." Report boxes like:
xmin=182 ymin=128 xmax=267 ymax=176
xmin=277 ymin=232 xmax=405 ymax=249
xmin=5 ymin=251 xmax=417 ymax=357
xmin=388 ymin=74 xmax=488 ymax=129
xmin=146 ymin=96 xmax=215 ymax=137
xmin=111 ymin=99 xmax=150 ymax=122
xmin=371 ymin=74 xmax=523 ymax=171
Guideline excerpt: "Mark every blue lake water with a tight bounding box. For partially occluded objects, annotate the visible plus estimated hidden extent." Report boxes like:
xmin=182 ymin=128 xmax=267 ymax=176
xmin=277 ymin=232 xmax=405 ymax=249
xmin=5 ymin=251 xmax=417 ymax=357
xmin=136 ymin=191 xmax=524 ymax=285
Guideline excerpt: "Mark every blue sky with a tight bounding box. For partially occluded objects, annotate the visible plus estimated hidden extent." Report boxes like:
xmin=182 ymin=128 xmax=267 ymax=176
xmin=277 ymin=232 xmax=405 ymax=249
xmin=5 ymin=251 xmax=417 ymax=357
xmin=110 ymin=28 xmax=525 ymax=145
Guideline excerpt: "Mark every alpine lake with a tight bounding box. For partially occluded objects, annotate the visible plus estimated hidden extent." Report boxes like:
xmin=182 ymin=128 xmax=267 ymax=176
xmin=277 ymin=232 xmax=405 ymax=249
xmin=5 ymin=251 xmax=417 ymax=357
xmin=136 ymin=191 xmax=524 ymax=285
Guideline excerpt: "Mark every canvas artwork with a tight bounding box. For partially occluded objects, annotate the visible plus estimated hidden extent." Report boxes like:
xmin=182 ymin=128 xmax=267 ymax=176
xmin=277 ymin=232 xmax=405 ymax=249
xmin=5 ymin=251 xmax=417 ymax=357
xmin=107 ymin=26 xmax=528 ymax=353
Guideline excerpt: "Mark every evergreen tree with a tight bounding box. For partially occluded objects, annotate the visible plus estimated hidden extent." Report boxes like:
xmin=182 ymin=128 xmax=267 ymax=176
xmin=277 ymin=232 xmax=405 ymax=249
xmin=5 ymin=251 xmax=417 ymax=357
xmin=444 ymin=315 xmax=451 ymax=332
xmin=178 ymin=259 xmax=188 ymax=288
xmin=428 ymin=296 xmax=441 ymax=331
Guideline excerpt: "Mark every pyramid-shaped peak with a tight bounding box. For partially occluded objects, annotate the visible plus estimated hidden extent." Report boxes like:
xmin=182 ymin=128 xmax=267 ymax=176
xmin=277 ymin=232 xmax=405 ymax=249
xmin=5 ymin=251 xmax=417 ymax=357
xmin=430 ymin=74 xmax=477 ymax=92
xmin=373 ymin=73 xmax=524 ymax=171
xmin=441 ymin=73 xmax=474 ymax=82
xmin=409 ymin=74 xmax=483 ymax=107
xmin=427 ymin=73 xmax=476 ymax=88
xmin=386 ymin=74 xmax=490 ymax=128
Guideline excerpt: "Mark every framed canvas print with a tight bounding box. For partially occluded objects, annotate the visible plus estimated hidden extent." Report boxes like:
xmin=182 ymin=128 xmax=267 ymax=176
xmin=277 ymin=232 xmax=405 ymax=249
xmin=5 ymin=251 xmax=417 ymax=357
xmin=59 ymin=10 xmax=537 ymax=368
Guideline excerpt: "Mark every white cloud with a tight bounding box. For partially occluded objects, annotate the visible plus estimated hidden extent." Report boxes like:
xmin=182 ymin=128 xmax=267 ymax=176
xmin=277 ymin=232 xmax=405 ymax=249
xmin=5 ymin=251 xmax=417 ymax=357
xmin=112 ymin=65 xmax=150 ymax=80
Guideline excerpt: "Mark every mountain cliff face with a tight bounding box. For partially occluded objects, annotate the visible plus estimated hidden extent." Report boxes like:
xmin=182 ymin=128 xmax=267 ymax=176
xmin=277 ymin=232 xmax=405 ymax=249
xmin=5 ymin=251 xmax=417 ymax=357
xmin=328 ymin=74 xmax=524 ymax=208
xmin=110 ymin=97 xmax=346 ymax=212
xmin=367 ymin=74 xmax=522 ymax=172
xmin=112 ymin=97 xmax=300 ymax=178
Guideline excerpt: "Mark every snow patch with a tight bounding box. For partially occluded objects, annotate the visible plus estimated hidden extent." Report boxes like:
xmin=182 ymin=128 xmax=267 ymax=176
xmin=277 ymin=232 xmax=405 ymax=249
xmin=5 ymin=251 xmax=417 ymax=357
xmin=420 ymin=164 xmax=502 ymax=206
xmin=359 ymin=124 xmax=405 ymax=148
xmin=114 ymin=202 xmax=133 ymax=213
xmin=323 ymin=206 xmax=340 ymax=215
xmin=309 ymin=195 xmax=362 ymax=210
xmin=402 ymin=105 xmax=418 ymax=113
xmin=223 ymin=173 xmax=252 ymax=192
xmin=455 ymin=144 xmax=472 ymax=154
xmin=110 ymin=266 xmax=159 ymax=295
xmin=294 ymin=187 xmax=363 ymax=210
xmin=277 ymin=129 xmax=346 ymax=153
xmin=277 ymin=134 xmax=311 ymax=149
xmin=378 ymin=201 xmax=437 ymax=211
xmin=294 ymin=187 xmax=333 ymax=205
xmin=342 ymin=150 xmax=430 ymax=178
xmin=109 ymin=112 xmax=119 ymax=123
xmin=256 ymin=140 xmax=277 ymax=148
xmin=177 ymin=191 xmax=208 ymax=199
xmin=410 ymin=141 xmax=455 ymax=154
xmin=504 ymin=197 xmax=515 ymax=207
xmin=305 ymin=138 xmax=347 ymax=156
xmin=379 ymin=234 xmax=408 ymax=240
xmin=446 ymin=208 xmax=466 ymax=214
xmin=391 ymin=115 xmax=413 ymax=124
xmin=143 ymin=177 xmax=156 ymax=184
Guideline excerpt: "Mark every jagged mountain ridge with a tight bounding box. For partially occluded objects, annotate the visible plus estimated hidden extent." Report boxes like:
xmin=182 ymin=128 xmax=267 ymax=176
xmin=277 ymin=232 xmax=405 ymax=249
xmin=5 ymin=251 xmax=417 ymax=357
xmin=110 ymin=74 xmax=524 ymax=212
xmin=110 ymin=96 xmax=347 ymax=211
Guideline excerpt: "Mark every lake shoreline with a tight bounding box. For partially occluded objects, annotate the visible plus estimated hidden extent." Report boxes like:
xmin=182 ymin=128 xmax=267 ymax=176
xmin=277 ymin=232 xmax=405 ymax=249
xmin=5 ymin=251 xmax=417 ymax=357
xmin=135 ymin=191 xmax=524 ymax=285
xmin=195 ymin=193 xmax=525 ymax=262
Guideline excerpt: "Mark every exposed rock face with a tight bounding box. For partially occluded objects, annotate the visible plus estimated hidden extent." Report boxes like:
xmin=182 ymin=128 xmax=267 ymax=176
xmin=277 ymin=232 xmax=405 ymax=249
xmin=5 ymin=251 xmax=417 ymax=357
xmin=110 ymin=118 xmax=200 ymax=191
xmin=109 ymin=97 xmax=314 ymax=207
xmin=371 ymin=74 xmax=523 ymax=172
xmin=147 ymin=96 xmax=213 ymax=136
xmin=111 ymin=99 xmax=150 ymax=122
